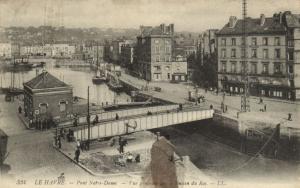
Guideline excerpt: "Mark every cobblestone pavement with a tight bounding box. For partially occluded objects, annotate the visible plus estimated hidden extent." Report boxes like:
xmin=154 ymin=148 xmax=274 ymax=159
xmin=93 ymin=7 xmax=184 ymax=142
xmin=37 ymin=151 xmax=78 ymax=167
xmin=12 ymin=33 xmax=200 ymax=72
xmin=120 ymin=71 xmax=300 ymax=127
xmin=0 ymin=95 xmax=30 ymax=136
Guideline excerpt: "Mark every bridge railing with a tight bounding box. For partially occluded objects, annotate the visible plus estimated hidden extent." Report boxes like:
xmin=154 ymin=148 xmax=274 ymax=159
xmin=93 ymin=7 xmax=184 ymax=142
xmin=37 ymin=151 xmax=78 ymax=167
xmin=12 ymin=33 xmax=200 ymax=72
xmin=77 ymin=104 xmax=179 ymax=124
xmin=73 ymin=109 xmax=214 ymax=141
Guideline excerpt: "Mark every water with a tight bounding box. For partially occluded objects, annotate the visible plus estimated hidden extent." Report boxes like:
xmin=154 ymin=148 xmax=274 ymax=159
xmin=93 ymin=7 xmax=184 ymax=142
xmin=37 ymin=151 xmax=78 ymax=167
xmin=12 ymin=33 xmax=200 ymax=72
xmin=0 ymin=59 xmax=130 ymax=105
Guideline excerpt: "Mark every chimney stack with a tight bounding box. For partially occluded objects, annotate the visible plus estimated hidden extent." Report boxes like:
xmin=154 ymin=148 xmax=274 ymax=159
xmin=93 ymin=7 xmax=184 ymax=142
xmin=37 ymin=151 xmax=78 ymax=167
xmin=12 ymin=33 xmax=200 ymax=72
xmin=260 ymin=14 xmax=266 ymax=26
xmin=169 ymin=24 xmax=174 ymax=35
xmin=229 ymin=16 xmax=237 ymax=28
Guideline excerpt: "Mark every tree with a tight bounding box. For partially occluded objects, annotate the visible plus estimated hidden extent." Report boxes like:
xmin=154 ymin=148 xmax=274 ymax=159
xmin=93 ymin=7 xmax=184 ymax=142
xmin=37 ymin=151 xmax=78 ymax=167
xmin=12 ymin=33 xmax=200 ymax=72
xmin=191 ymin=52 xmax=218 ymax=89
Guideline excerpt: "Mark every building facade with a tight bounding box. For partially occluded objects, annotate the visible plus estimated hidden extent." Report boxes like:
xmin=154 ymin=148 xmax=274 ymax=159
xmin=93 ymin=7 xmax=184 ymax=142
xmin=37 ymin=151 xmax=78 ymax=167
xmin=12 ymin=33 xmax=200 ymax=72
xmin=120 ymin=44 xmax=135 ymax=68
xmin=23 ymin=71 xmax=73 ymax=121
xmin=0 ymin=43 xmax=12 ymax=59
xmin=19 ymin=43 xmax=75 ymax=58
xmin=135 ymin=24 xmax=187 ymax=82
xmin=216 ymin=12 xmax=300 ymax=100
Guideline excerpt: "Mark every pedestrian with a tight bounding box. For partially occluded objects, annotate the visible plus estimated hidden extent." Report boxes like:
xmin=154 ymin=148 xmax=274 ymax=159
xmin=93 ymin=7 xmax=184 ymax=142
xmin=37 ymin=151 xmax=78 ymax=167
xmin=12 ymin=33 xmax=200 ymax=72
xmin=288 ymin=113 xmax=292 ymax=121
xmin=221 ymin=102 xmax=224 ymax=113
xmin=179 ymin=104 xmax=183 ymax=111
xmin=77 ymin=139 xmax=81 ymax=149
xmin=58 ymin=136 xmax=62 ymax=149
xmin=29 ymin=119 xmax=33 ymax=128
xmin=115 ymin=113 xmax=119 ymax=120
xmin=119 ymin=142 xmax=124 ymax=154
xmin=135 ymin=154 xmax=141 ymax=163
xmin=74 ymin=148 xmax=80 ymax=163
xmin=264 ymin=104 xmax=267 ymax=112
xmin=259 ymin=97 xmax=263 ymax=104
xmin=57 ymin=173 xmax=65 ymax=185
xmin=225 ymin=105 xmax=228 ymax=112
xmin=18 ymin=106 xmax=22 ymax=114
xmin=210 ymin=104 xmax=213 ymax=109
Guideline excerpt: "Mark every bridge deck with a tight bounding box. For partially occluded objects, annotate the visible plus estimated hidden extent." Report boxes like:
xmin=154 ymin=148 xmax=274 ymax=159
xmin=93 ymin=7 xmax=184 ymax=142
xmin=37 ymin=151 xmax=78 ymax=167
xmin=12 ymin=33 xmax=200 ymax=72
xmin=73 ymin=108 xmax=214 ymax=141
xmin=59 ymin=104 xmax=179 ymax=127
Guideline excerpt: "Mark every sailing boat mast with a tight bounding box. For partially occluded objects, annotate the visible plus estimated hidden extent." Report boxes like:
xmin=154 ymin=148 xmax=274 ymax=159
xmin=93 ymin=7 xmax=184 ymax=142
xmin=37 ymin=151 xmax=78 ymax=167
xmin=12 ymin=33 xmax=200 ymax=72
xmin=96 ymin=41 xmax=99 ymax=72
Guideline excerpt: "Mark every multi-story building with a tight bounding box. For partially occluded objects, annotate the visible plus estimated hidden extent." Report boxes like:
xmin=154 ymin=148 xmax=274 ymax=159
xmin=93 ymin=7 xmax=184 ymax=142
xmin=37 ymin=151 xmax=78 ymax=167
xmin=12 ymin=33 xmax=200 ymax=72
xmin=91 ymin=44 xmax=105 ymax=65
xmin=200 ymin=29 xmax=218 ymax=56
xmin=0 ymin=43 xmax=12 ymax=59
xmin=120 ymin=43 xmax=135 ymax=68
xmin=135 ymin=24 xmax=187 ymax=82
xmin=111 ymin=39 xmax=135 ymax=63
xmin=20 ymin=43 xmax=75 ymax=58
xmin=216 ymin=11 xmax=300 ymax=100
xmin=174 ymin=37 xmax=197 ymax=81
xmin=51 ymin=43 xmax=75 ymax=58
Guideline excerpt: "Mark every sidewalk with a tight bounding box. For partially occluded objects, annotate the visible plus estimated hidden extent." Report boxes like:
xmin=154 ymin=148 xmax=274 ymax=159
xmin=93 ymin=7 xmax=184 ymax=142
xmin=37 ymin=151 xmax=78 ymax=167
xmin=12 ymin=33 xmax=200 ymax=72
xmin=55 ymin=131 xmax=157 ymax=176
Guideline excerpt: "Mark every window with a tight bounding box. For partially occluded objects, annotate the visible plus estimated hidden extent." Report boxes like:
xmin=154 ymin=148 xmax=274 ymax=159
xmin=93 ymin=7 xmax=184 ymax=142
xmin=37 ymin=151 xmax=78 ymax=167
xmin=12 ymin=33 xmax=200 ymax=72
xmin=231 ymin=49 xmax=236 ymax=58
xmin=221 ymin=38 xmax=226 ymax=46
xmin=160 ymin=56 xmax=165 ymax=62
xmin=231 ymin=62 xmax=237 ymax=73
xmin=221 ymin=49 xmax=226 ymax=58
xmin=288 ymin=51 xmax=294 ymax=60
xmin=274 ymin=63 xmax=281 ymax=74
xmin=263 ymin=49 xmax=269 ymax=59
xmin=251 ymin=49 xmax=257 ymax=58
xmin=288 ymin=65 xmax=294 ymax=73
xmin=39 ymin=103 xmax=48 ymax=114
xmin=166 ymin=46 xmax=171 ymax=53
xmin=250 ymin=63 xmax=257 ymax=74
xmin=231 ymin=38 xmax=236 ymax=46
xmin=251 ymin=38 xmax=257 ymax=46
xmin=59 ymin=101 xmax=66 ymax=112
xmin=181 ymin=75 xmax=185 ymax=81
xmin=154 ymin=73 xmax=161 ymax=79
xmin=275 ymin=37 xmax=280 ymax=45
xmin=263 ymin=37 xmax=268 ymax=45
xmin=155 ymin=45 xmax=159 ymax=53
xmin=241 ymin=38 xmax=246 ymax=45
xmin=221 ymin=62 xmax=227 ymax=72
xmin=262 ymin=63 xmax=269 ymax=74
xmin=275 ymin=49 xmax=281 ymax=58
xmin=154 ymin=66 xmax=161 ymax=71
xmin=288 ymin=40 xmax=294 ymax=47
xmin=240 ymin=61 xmax=246 ymax=73
xmin=156 ymin=56 xmax=160 ymax=62
xmin=241 ymin=49 xmax=246 ymax=58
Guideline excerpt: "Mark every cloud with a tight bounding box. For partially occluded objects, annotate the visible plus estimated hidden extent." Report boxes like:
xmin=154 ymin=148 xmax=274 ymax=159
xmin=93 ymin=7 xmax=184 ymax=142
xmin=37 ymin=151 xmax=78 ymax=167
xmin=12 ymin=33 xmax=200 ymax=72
xmin=0 ymin=0 xmax=299 ymax=32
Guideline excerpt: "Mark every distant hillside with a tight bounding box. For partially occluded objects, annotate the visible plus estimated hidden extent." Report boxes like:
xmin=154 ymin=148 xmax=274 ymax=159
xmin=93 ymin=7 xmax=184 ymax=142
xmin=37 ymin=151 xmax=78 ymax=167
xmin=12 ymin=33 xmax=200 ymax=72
xmin=0 ymin=26 xmax=140 ymax=44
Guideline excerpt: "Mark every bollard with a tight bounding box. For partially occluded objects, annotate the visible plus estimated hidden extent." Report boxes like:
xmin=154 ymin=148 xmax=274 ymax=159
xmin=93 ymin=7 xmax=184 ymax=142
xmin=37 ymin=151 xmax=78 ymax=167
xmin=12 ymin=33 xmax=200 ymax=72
xmin=156 ymin=132 xmax=160 ymax=141
xmin=288 ymin=113 xmax=292 ymax=121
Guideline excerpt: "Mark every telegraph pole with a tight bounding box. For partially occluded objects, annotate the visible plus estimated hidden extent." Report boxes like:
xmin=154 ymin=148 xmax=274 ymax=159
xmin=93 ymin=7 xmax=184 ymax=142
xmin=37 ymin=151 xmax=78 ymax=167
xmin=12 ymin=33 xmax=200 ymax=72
xmin=87 ymin=86 xmax=90 ymax=150
xmin=241 ymin=0 xmax=250 ymax=112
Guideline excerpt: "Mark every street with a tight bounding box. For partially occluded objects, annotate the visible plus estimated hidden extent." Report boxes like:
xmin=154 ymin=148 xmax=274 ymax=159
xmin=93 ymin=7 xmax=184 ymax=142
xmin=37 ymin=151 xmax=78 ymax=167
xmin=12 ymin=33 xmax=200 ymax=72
xmin=0 ymin=95 xmax=89 ymax=183
xmin=120 ymin=71 xmax=300 ymax=125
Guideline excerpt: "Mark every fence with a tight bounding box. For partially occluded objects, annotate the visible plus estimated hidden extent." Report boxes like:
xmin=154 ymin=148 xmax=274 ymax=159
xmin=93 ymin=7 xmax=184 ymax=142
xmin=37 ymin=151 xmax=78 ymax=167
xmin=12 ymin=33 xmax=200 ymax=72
xmin=73 ymin=109 xmax=214 ymax=141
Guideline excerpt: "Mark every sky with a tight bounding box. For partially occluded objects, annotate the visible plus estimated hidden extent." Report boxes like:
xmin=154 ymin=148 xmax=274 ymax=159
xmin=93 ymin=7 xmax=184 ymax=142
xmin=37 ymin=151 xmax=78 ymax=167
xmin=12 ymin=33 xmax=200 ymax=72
xmin=0 ymin=0 xmax=299 ymax=32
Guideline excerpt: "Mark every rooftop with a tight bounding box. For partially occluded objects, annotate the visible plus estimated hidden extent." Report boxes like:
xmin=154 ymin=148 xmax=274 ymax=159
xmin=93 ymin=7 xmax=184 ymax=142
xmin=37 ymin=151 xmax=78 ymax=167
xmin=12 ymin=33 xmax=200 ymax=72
xmin=24 ymin=71 xmax=70 ymax=89
xmin=217 ymin=17 xmax=286 ymax=36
